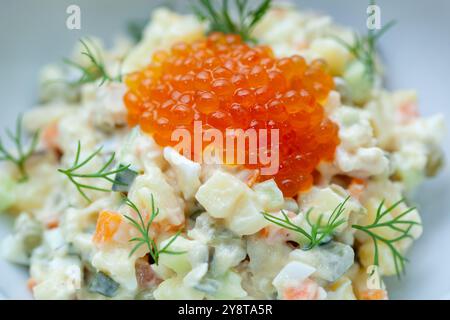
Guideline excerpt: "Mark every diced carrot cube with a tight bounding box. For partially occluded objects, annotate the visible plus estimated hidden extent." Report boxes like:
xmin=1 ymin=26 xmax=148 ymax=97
xmin=93 ymin=211 xmax=122 ymax=244
xmin=348 ymin=178 xmax=366 ymax=200
xmin=360 ymin=289 xmax=388 ymax=300
xmin=283 ymin=279 xmax=321 ymax=300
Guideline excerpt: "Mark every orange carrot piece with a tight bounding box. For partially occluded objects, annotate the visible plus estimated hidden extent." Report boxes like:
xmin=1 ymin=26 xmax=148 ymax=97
xmin=93 ymin=211 xmax=122 ymax=244
xmin=360 ymin=289 xmax=388 ymax=300
xmin=348 ymin=178 xmax=366 ymax=200
xmin=42 ymin=122 xmax=59 ymax=151
xmin=283 ymin=279 xmax=321 ymax=300
xmin=27 ymin=278 xmax=37 ymax=291
xmin=46 ymin=219 xmax=59 ymax=229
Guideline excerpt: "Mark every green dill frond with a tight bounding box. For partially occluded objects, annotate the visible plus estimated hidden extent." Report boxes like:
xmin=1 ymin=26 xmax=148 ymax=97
xmin=58 ymin=141 xmax=131 ymax=203
xmin=352 ymin=199 xmax=420 ymax=278
xmin=192 ymin=0 xmax=272 ymax=43
xmin=123 ymin=195 xmax=186 ymax=265
xmin=0 ymin=115 xmax=39 ymax=182
xmin=334 ymin=18 xmax=396 ymax=84
xmin=262 ymin=196 xmax=350 ymax=250
xmin=64 ymin=38 xmax=122 ymax=87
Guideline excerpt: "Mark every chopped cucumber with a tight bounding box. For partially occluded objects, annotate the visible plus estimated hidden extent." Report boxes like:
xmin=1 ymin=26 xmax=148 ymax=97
xmin=0 ymin=175 xmax=16 ymax=212
xmin=111 ymin=165 xmax=138 ymax=192
xmin=88 ymin=271 xmax=120 ymax=298
xmin=343 ymin=60 xmax=373 ymax=105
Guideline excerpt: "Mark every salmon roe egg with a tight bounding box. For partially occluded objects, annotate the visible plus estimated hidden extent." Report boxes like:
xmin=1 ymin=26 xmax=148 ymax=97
xmin=124 ymin=32 xmax=339 ymax=197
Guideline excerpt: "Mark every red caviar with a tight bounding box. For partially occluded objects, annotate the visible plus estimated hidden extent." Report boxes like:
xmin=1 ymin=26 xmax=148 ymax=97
xmin=124 ymin=33 xmax=339 ymax=197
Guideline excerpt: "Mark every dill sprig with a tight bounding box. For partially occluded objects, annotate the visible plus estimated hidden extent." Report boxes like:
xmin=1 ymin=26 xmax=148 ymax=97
xmin=262 ymin=197 xmax=349 ymax=250
xmin=334 ymin=19 xmax=396 ymax=84
xmin=193 ymin=0 xmax=272 ymax=43
xmin=64 ymin=38 xmax=121 ymax=87
xmin=0 ymin=115 xmax=39 ymax=182
xmin=58 ymin=141 xmax=131 ymax=203
xmin=124 ymin=195 xmax=186 ymax=265
xmin=352 ymin=199 xmax=419 ymax=278
xmin=263 ymin=196 xmax=419 ymax=277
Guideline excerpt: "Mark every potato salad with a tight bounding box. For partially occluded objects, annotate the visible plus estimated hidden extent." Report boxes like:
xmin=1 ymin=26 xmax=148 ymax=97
xmin=0 ymin=1 xmax=445 ymax=300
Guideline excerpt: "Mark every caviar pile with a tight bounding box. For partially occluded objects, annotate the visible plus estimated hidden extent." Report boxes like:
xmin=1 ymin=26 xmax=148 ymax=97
xmin=124 ymin=33 xmax=339 ymax=197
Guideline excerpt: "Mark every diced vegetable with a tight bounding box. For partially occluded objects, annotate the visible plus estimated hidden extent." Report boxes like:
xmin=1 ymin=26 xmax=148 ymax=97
xmin=88 ymin=271 xmax=120 ymax=298
xmin=209 ymin=271 xmax=247 ymax=300
xmin=112 ymin=165 xmax=138 ymax=192
xmin=195 ymin=171 xmax=249 ymax=219
xmin=310 ymin=38 xmax=351 ymax=76
xmin=1 ymin=213 xmax=43 ymax=265
xmin=158 ymin=236 xmax=197 ymax=275
xmin=299 ymin=186 xmax=360 ymax=233
xmin=343 ymin=60 xmax=372 ymax=105
xmin=253 ymin=179 xmax=284 ymax=212
xmin=290 ymin=241 xmax=354 ymax=282
xmin=92 ymin=211 xmax=122 ymax=244
xmin=0 ymin=174 xmax=16 ymax=212
xmin=272 ymin=261 xmax=316 ymax=291
xmin=282 ymin=278 xmax=324 ymax=300
xmin=226 ymin=196 xmax=268 ymax=236
xmin=153 ymin=276 xmax=205 ymax=300
xmin=360 ymin=289 xmax=388 ymax=300
xmin=163 ymin=147 xmax=201 ymax=200
xmin=210 ymin=241 xmax=246 ymax=277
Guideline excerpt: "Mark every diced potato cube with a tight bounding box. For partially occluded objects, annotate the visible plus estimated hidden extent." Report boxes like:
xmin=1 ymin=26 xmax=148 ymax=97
xmin=226 ymin=195 xmax=268 ymax=236
xmin=128 ymin=167 xmax=184 ymax=226
xmin=299 ymin=186 xmax=360 ymax=233
xmin=163 ymin=147 xmax=201 ymax=200
xmin=210 ymin=271 xmax=247 ymax=299
xmin=327 ymin=277 xmax=357 ymax=300
xmin=358 ymin=241 xmax=397 ymax=276
xmin=290 ymin=242 xmax=354 ymax=282
xmin=272 ymin=261 xmax=316 ymax=291
xmin=91 ymin=247 xmax=138 ymax=292
xmin=158 ymin=236 xmax=197 ymax=275
xmin=153 ymin=277 xmax=205 ymax=300
xmin=310 ymin=38 xmax=351 ymax=76
xmin=253 ymin=179 xmax=284 ymax=212
xmin=195 ymin=171 xmax=249 ymax=219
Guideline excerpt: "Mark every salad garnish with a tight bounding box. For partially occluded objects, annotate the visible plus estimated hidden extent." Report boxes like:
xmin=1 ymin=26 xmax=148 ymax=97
xmin=58 ymin=141 xmax=131 ymax=202
xmin=64 ymin=38 xmax=122 ymax=87
xmin=264 ymin=197 xmax=419 ymax=277
xmin=0 ymin=115 xmax=39 ymax=182
xmin=124 ymin=195 xmax=186 ymax=265
xmin=334 ymin=0 xmax=396 ymax=83
xmin=193 ymin=0 xmax=272 ymax=42
xmin=262 ymin=197 xmax=349 ymax=251
xmin=352 ymin=199 xmax=419 ymax=278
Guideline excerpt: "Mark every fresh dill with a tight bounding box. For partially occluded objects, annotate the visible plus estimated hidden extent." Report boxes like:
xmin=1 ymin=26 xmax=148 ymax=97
xmin=261 ymin=197 xmax=349 ymax=250
xmin=64 ymin=38 xmax=121 ymax=87
xmin=0 ymin=115 xmax=39 ymax=182
xmin=334 ymin=2 xmax=396 ymax=83
xmin=58 ymin=141 xmax=131 ymax=203
xmin=192 ymin=0 xmax=272 ymax=43
xmin=352 ymin=199 xmax=419 ymax=278
xmin=123 ymin=195 xmax=186 ymax=265
xmin=263 ymin=196 xmax=419 ymax=277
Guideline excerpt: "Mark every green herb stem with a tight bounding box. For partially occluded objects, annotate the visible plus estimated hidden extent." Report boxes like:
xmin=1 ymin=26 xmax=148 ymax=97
xmin=0 ymin=115 xmax=39 ymax=182
xmin=193 ymin=0 xmax=272 ymax=43
xmin=58 ymin=141 xmax=131 ymax=202
xmin=124 ymin=195 xmax=186 ymax=265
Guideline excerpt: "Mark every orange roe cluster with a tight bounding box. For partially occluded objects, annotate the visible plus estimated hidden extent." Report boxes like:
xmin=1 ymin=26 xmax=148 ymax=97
xmin=124 ymin=33 xmax=339 ymax=197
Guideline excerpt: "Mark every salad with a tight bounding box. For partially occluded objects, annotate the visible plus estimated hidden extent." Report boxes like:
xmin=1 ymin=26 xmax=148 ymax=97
xmin=0 ymin=1 xmax=445 ymax=300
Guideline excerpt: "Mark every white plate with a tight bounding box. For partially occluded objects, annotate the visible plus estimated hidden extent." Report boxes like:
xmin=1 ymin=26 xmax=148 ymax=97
xmin=0 ymin=0 xmax=449 ymax=300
